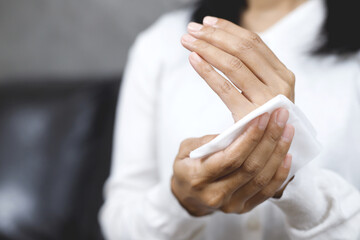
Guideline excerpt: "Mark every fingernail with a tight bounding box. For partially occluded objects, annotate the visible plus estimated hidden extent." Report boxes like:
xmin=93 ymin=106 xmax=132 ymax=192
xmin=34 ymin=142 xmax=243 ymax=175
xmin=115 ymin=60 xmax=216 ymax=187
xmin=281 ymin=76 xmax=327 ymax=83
xmin=281 ymin=125 xmax=294 ymax=142
xmin=188 ymin=22 xmax=203 ymax=32
xmin=276 ymin=109 xmax=289 ymax=128
xmin=182 ymin=34 xmax=197 ymax=43
xmin=282 ymin=154 xmax=292 ymax=169
xmin=258 ymin=113 xmax=270 ymax=130
xmin=203 ymin=16 xmax=218 ymax=26
xmin=189 ymin=52 xmax=202 ymax=63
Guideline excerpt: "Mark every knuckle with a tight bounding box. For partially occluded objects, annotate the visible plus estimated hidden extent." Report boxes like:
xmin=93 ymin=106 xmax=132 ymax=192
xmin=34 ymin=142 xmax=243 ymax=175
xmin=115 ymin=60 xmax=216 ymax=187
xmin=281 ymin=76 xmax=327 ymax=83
xmin=232 ymin=112 xmax=240 ymax=121
xmin=268 ymin=133 xmax=279 ymax=145
xmin=189 ymin=177 xmax=205 ymax=190
xmin=263 ymin=89 xmax=274 ymax=100
xmin=189 ymin=208 xmax=212 ymax=217
xmin=195 ymin=40 xmax=209 ymax=50
xmin=226 ymin=57 xmax=243 ymax=73
xmin=202 ymin=66 xmax=212 ymax=78
xmin=266 ymin=127 xmax=282 ymax=144
xmin=245 ymin=129 xmax=263 ymax=146
xmin=203 ymin=192 xmax=224 ymax=209
xmin=273 ymin=143 xmax=288 ymax=157
xmin=253 ymin=174 xmax=271 ymax=189
xmin=247 ymin=32 xmax=261 ymax=44
xmin=274 ymin=171 xmax=289 ymax=183
xmin=202 ymin=162 xmax=218 ymax=178
xmin=173 ymin=163 xmax=183 ymax=179
xmin=219 ymin=80 xmax=233 ymax=95
xmin=179 ymin=140 xmax=187 ymax=151
xmin=202 ymin=25 xmax=217 ymax=38
xmin=220 ymin=153 xmax=239 ymax=172
xmin=223 ymin=148 xmax=238 ymax=162
xmin=179 ymin=138 xmax=193 ymax=152
xmin=260 ymin=188 xmax=276 ymax=199
xmin=201 ymin=134 xmax=217 ymax=144
xmin=279 ymin=84 xmax=293 ymax=98
xmin=200 ymin=63 xmax=214 ymax=78
xmin=286 ymin=69 xmax=296 ymax=84
xmin=241 ymin=202 xmax=252 ymax=214
xmin=237 ymin=204 xmax=250 ymax=214
xmin=180 ymin=138 xmax=193 ymax=147
xmin=242 ymin=160 xmax=262 ymax=176
xmin=236 ymin=40 xmax=253 ymax=51
xmin=216 ymin=18 xmax=227 ymax=28
xmin=237 ymin=32 xmax=260 ymax=51
xmin=221 ymin=204 xmax=237 ymax=214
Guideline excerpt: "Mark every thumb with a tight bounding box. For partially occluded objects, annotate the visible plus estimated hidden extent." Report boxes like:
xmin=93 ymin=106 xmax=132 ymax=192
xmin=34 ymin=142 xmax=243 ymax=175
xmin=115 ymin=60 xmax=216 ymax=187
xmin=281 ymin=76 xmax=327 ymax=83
xmin=177 ymin=134 xmax=218 ymax=159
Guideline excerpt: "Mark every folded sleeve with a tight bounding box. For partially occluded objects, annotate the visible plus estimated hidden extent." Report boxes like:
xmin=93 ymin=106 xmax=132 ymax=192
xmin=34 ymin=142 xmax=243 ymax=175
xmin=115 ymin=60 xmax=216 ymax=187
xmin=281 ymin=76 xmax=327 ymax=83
xmin=99 ymin=20 xmax=209 ymax=240
xmin=270 ymin=165 xmax=360 ymax=240
xmin=269 ymin=62 xmax=360 ymax=240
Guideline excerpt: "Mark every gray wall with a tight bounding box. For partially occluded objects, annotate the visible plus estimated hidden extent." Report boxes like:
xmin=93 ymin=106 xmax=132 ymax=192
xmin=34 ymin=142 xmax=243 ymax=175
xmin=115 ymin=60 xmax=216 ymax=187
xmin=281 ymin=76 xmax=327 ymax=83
xmin=0 ymin=0 xmax=192 ymax=78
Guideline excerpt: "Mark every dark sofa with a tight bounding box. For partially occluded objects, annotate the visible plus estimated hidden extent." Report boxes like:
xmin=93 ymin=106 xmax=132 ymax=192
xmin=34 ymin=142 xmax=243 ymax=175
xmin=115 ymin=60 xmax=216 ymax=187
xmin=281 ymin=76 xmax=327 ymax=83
xmin=0 ymin=76 xmax=121 ymax=240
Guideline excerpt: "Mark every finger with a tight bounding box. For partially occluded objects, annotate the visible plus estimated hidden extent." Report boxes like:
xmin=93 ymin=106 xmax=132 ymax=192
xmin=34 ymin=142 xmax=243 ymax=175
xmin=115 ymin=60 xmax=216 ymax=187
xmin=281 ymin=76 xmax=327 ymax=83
xmin=242 ymin=154 xmax=292 ymax=212
xmin=174 ymin=135 xmax=218 ymax=186
xmin=177 ymin=134 xmax=218 ymax=159
xmin=239 ymin=108 xmax=289 ymax=177
xmin=201 ymin=113 xmax=270 ymax=181
xmin=203 ymin=17 xmax=296 ymax=92
xmin=187 ymin=22 xmax=287 ymax=86
xmin=212 ymin=109 xmax=289 ymax=202
xmin=231 ymin=124 xmax=294 ymax=203
xmin=202 ymin=17 xmax=289 ymax=77
xmin=181 ymin=34 xmax=270 ymax=103
xmin=188 ymin=52 xmax=254 ymax=119
xmin=175 ymin=113 xmax=266 ymax=190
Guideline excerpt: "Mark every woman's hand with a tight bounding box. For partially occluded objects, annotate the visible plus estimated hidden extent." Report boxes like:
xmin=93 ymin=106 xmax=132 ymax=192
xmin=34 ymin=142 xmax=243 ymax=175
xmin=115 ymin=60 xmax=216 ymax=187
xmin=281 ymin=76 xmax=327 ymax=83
xmin=181 ymin=17 xmax=295 ymax=122
xmin=171 ymin=109 xmax=295 ymax=216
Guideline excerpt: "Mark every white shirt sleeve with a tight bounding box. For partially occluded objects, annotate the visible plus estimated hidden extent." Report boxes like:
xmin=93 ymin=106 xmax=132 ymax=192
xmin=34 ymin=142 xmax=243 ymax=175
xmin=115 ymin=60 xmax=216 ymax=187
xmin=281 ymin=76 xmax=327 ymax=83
xmin=99 ymin=28 xmax=209 ymax=240
xmin=271 ymin=165 xmax=360 ymax=240
xmin=268 ymin=61 xmax=360 ymax=240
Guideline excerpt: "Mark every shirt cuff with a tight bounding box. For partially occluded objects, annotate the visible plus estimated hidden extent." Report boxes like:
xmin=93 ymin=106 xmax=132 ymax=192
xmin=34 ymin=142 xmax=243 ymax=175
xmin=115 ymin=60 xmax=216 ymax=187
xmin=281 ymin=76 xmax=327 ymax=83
xmin=145 ymin=179 xmax=210 ymax=238
xmin=270 ymin=165 xmax=328 ymax=230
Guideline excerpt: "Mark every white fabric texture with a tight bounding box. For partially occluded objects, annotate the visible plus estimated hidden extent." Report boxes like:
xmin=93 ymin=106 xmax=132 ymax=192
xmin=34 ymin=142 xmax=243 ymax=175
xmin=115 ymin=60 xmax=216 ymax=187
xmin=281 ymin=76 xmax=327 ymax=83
xmin=190 ymin=95 xmax=322 ymax=186
xmin=100 ymin=0 xmax=360 ymax=239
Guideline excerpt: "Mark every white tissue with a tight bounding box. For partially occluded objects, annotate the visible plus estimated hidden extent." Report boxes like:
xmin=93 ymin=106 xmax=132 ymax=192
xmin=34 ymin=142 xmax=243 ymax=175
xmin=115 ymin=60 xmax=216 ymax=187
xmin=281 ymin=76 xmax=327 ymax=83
xmin=190 ymin=95 xmax=322 ymax=184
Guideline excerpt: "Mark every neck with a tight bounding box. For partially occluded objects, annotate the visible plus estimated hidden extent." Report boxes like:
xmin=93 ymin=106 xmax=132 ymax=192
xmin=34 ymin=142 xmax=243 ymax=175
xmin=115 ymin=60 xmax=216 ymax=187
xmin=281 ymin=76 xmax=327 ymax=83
xmin=247 ymin=0 xmax=298 ymax=11
xmin=241 ymin=0 xmax=308 ymax=32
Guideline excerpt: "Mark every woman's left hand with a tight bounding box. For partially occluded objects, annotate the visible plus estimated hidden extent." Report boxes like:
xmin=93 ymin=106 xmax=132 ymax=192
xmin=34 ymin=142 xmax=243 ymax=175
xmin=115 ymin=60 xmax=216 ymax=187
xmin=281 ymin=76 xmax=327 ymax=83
xmin=181 ymin=16 xmax=296 ymax=122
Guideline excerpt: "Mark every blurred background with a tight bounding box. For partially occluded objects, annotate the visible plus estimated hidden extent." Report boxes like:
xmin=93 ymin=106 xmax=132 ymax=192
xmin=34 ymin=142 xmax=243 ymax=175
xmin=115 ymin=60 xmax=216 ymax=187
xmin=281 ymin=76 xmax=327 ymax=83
xmin=0 ymin=0 xmax=190 ymax=239
xmin=0 ymin=0 xmax=189 ymax=77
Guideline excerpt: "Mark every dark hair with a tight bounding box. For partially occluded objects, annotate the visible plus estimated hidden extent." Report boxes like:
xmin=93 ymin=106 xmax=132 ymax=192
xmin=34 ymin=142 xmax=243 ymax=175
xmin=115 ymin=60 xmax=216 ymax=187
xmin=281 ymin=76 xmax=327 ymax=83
xmin=192 ymin=0 xmax=360 ymax=56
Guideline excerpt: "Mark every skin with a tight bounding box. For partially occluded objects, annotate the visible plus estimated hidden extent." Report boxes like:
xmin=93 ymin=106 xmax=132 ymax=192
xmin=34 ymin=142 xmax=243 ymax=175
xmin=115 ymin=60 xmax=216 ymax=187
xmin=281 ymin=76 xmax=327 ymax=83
xmin=242 ymin=0 xmax=308 ymax=32
xmin=172 ymin=1 xmax=301 ymax=216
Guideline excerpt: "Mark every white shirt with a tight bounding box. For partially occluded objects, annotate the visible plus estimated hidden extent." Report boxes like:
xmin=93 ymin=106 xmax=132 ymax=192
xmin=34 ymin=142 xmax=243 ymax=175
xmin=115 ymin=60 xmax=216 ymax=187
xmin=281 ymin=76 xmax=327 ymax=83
xmin=99 ymin=0 xmax=360 ymax=239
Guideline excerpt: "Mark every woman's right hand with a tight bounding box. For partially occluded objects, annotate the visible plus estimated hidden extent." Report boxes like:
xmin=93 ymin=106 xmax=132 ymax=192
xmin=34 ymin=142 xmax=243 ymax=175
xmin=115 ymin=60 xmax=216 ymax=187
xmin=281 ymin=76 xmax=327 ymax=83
xmin=171 ymin=108 xmax=294 ymax=216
